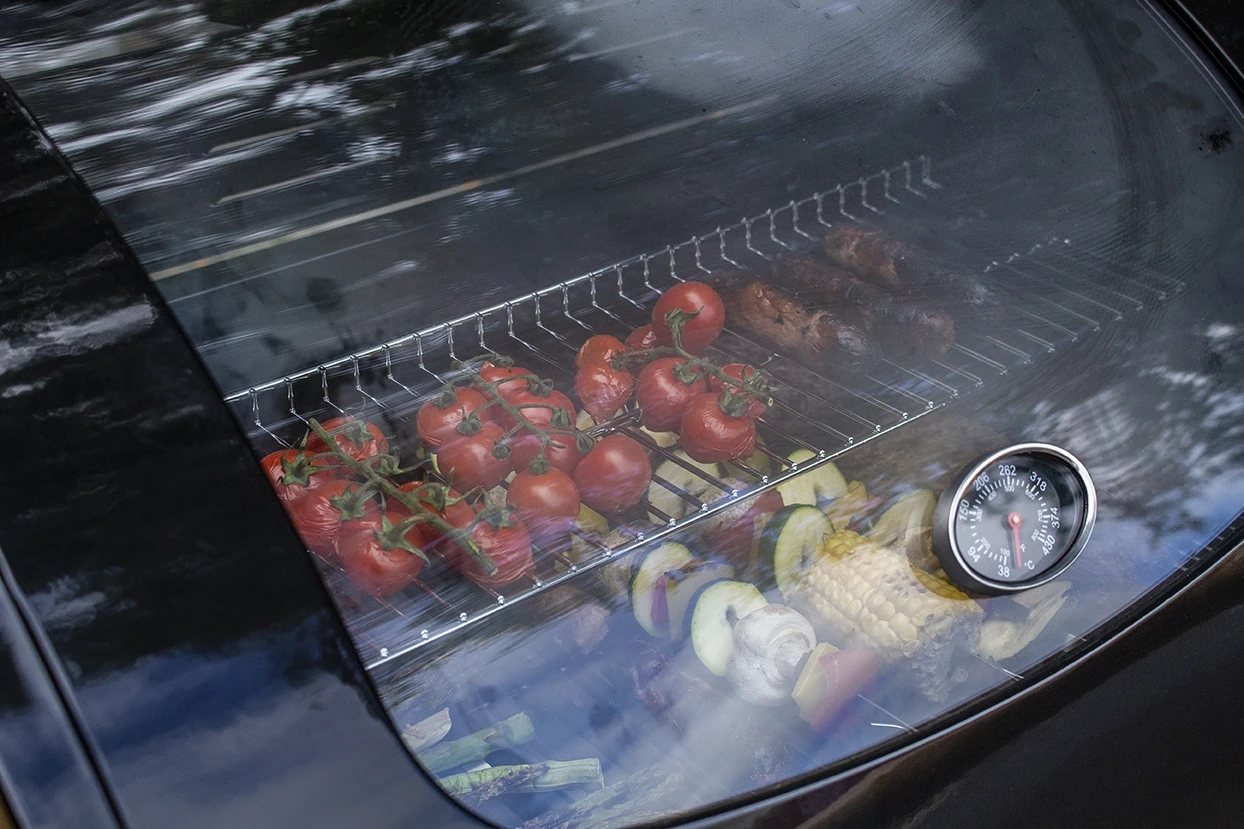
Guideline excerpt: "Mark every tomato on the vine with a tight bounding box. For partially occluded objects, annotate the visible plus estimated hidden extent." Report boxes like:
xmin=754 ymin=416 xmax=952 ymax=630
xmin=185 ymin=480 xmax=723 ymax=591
xmin=498 ymin=386 xmax=577 ymax=434
xmin=306 ymin=417 xmax=389 ymax=468
xmin=453 ymin=514 xmax=534 ymax=589
xmin=575 ymin=335 xmax=627 ymax=370
xmin=288 ymin=480 xmax=379 ymax=557
xmin=679 ymin=392 xmax=757 ymax=463
xmin=573 ymin=434 xmax=651 ymax=513
xmin=509 ymin=432 xmax=583 ymax=476
xmin=416 ymin=386 xmax=492 ymax=448
xmin=260 ymin=448 xmax=339 ymax=504
xmin=336 ymin=511 xmax=431 ymax=597
xmin=507 ymin=468 xmax=581 ymax=544
xmin=707 ymin=363 xmax=768 ymax=418
xmin=651 ymin=282 xmax=726 ymax=354
xmin=435 ymin=422 xmax=512 ymax=492
xmin=625 ymin=324 xmax=658 ymax=353
xmin=575 ymin=361 xmax=635 ymax=423
xmin=480 ymin=360 xmax=534 ymax=401
xmin=635 ymin=357 xmax=707 ymax=432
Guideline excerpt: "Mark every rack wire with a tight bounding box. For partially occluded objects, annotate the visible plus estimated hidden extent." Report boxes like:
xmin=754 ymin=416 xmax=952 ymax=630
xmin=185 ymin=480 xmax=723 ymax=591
xmin=225 ymin=155 xmax=1184 ymax=669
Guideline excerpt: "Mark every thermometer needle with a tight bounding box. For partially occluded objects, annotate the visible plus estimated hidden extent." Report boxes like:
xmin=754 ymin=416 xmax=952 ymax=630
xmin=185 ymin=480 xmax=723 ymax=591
xmin=1008 ymin=511 xmax=1024 ymax=569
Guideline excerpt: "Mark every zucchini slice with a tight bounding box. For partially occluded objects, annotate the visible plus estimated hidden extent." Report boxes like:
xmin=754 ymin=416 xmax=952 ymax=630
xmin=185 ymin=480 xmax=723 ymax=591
xmin=630 ymin=542 xmax=693 ymax=637
xmin=688 ymin=580 xmax=769 ymax=676
xmin=775 ymin=449 xmax=847 ymax=507
xmin=646 ymin=452 xmax=725 ymax=523
xmin=759 ymin=505 xmax=835 ymax=597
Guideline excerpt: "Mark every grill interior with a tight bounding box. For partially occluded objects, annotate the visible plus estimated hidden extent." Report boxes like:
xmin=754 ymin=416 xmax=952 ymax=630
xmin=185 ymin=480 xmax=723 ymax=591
xmin=227 ymin=155 xmax=1183 ymax=669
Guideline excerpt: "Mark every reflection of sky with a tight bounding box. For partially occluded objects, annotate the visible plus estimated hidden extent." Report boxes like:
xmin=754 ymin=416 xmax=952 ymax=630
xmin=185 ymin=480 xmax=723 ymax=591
xmin=70 ymin=621 xmax=427 ymax=829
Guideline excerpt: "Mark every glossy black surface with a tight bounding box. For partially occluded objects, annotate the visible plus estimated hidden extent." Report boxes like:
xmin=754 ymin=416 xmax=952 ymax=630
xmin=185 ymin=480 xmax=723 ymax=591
xmin=0 ymin=85 xmax=485 ymax=828
xmin=0 ymin=562 xmax=117 ymax=828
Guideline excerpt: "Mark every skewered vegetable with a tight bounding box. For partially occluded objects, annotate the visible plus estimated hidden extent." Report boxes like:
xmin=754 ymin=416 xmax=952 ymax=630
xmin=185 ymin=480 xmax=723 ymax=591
xmin=822 ymin=479 xmax=872 ymax=531
xmin=630 ymin=542 xmax=695 ymax=637
xmin=789 ymin=530 xmax=983 ymax=701
xmin=646 ymin=452 xmax=725 ymax=522
xmin=977 ymin=581 xmax=1071 ymax=661
xmin=418 ymin=712 xmax=536 ymax=774
xmin=867 ymin=488 xmax=937 ymax=571
xmin=687 ymin=580 xmax=769 ymax=675
xmin=759 ymin=504 xmax=835 ymax=597
xmin=438 ymin=759 xmax=604 ymax=801
xmin=666 ymin=561 xmax=735 ymax=640
xmin=790 ymin=644 xmax=877 ymax=731
xmin=775 ymin=449 xmax=848 ymax=507
xmin=726 ymin=604 xmax=817 ymax=706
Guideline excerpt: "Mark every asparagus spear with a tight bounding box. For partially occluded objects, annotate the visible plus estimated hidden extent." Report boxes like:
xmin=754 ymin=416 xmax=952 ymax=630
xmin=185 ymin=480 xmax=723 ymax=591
xmin=418 ymin=712 xmax=536 ymax=774
xmin=402 ymin=708 xmax=452 ymax=753
xmin=519 ymin=763 xmax=686 ymax=829
xmin=438 ymin=759 xmax=604 ymax=803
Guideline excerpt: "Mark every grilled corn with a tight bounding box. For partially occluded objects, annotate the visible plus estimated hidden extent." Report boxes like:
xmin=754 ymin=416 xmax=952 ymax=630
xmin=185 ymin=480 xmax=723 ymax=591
xmin=789 ymin=530 xmax=983 ymax=701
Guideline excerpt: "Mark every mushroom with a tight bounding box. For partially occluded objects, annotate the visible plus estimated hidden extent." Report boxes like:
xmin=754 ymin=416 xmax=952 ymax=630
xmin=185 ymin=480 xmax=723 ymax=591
xmin=726 ymin=604 xmax=818 ymax=706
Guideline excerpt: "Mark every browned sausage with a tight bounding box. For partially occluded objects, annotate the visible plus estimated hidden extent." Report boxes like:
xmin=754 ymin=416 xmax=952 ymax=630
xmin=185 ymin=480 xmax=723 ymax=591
xmin=772 ymin=256 xmax=956 ymax=360
xmin=715 ymin=272 xmax=878 ymax=376
xmin=823 ymin=225 xmax=906 ymax=288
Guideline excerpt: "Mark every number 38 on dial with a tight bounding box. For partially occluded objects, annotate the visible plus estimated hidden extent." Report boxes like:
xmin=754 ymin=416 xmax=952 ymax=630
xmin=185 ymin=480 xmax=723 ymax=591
xmin=933 ymin=443 xmax=1096 ymax=595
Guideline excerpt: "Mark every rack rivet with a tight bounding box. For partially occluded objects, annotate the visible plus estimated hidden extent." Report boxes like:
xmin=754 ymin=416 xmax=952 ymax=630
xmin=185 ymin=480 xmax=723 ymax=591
xmin=534 ymin=578 xmax=544 ymax=587
xmin=569 ymin=565 xmax=579 ymax=573
xmin=380 ymin=648 xmax=389 ymax=657
xmin=497 ymin=595 xmax=505 ymax=604
xmin=459 ymin=612 xmax=468 ymax=622
xmin=421 ymin=629 xmax=429 ymax=639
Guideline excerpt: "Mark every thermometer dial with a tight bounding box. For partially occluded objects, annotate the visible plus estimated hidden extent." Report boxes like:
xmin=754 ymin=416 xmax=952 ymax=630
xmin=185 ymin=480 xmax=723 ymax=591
xmin=932 ymin=443 xmax=1096 ymax=594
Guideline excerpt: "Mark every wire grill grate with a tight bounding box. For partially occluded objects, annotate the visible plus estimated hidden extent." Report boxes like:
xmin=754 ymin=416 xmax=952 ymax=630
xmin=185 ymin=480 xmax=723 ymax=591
xmin=225 ymin=155 xmax=1183 ymax=668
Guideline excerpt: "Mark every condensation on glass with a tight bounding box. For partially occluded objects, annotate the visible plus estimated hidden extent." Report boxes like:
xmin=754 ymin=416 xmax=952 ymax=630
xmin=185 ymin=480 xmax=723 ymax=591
xmin=4 ymin=0 xmax=1244 ymax=826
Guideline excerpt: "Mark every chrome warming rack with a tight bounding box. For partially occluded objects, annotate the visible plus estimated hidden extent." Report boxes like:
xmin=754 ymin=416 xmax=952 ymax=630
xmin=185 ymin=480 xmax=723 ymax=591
xmin=225 ymin=155 xmax=1184 ymax=669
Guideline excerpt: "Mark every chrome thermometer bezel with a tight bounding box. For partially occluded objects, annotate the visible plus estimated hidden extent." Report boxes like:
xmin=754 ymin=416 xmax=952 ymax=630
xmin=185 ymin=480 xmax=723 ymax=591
xmin=932 ymin=442 xmax=1097 ymax=595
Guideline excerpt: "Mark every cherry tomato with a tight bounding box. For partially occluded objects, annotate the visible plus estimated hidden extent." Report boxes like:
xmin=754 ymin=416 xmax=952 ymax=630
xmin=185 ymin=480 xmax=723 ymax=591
xmin=260 ymin=448 xmax=339 ymax=504
xmin=573 ymin=434 xmax=651 ymax=513
xmin=509 ymin=431 xmax=583 ymax=476
xmin=435 ymin=422 xmax=512 ymax=492
xmin=575 ymin=335 xmax=627 ymax=370
xmin=707 ymin=363 xmax=768 ymax=418
xmin=306 ymin=416 xmax=389 ymax=468
xmin=635 ymin=357 xmax=707 ymax=432
xmin=679 ymin=393 xmax=757 ymax=463
xmin=651 ymin=282 xmax=726 ymax=354
xmin=575 ymin=361 xmax=635 ymax=423
xmin=626 ymin=324 xmax=659 ymax=352
xmin=480 ymin=360 xmax=534 ymax=401
xmin=498 ymin=386 xmax=577 ymax=434
xmin=416 ymin=386 xmax=492 ymax=448
xmin=336 ymin=511 xmax=430 ymax=597
xmin=507 ymin=468 xmax=581 ymax=544
xmin=454 ymin=517 xmax=534 ymax=589
xmin=289 ymin=480 xmax=379 ymax=557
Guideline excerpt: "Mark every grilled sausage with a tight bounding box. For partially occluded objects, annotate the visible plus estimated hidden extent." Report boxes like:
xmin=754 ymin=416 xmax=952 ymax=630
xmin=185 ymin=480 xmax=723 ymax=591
xmin=823 ymin=225 xmax=906 ymax=288
xmin=715 ymin=272 xmax=878 ymax=376
xmin=772 ymin=256 xmax=955 ymax=360
xmin=902 ymin=265 xmax=1009 ymax=324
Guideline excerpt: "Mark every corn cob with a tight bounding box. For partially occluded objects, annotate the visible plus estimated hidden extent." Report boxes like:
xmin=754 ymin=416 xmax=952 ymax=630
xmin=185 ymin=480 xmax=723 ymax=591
xmin=789 ymin=530 xmax=983 ymax=701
